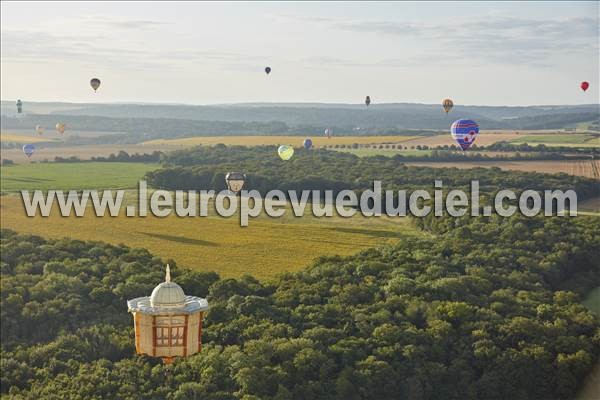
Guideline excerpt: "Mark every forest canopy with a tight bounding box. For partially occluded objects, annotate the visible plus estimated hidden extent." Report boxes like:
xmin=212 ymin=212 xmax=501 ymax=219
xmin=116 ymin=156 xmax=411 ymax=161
xmin=1 ymin=211 xmax=599 ymax=399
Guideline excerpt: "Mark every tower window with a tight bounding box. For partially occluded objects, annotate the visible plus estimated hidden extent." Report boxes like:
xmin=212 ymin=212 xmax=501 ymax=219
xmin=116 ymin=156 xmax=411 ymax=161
xmin=154 ymin=316 xmax=186 ymax=347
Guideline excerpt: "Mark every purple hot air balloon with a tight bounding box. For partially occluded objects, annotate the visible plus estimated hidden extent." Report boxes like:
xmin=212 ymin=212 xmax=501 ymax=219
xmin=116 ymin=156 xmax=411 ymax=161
xmin=22 ymin=144 xmax=35 ymax=158
xmin=450 ymin=119 xmax=479 ymax=150
xmin=303 ymin=138 xmax=313 ymax=150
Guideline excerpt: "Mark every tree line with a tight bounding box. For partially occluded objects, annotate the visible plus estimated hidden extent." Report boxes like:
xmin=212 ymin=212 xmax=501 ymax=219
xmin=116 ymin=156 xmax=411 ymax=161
xmin=146 ymin=145 xmax=599 ymax=203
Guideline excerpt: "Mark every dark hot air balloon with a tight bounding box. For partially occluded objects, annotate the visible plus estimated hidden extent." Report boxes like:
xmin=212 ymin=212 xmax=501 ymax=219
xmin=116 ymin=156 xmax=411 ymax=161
xmin=442 ymin=98 xmax=454 ymax=114
xmin=90 ymin=78 xmax=101 ymax=92
xmin=303 ymin=138 xmax=313 ymax=150
xmin=225 ymin=172 xmax=246 ymax=194
xmin=23 ymin=144 xmax=35 ymax=158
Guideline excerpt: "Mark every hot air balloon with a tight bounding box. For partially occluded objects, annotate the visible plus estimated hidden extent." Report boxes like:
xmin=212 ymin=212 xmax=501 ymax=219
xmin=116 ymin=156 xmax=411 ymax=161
xmin=278 ymin=145 xmax=294 ymax=160
xmin=22 ymin=144 xmax=35 ymax=158
xmin=365 ymin=96 xmax=371 ymax=107
xmin=225 ymin=172 xmax=246 ymax=194
xmin=56 ymin=122 xmax=66 ymax=135
xmin=581 ymin=81 xmax=589 ymax=92
xmin=451 ymin=119 xmax=479 ymax=151
xmin=442 ymin=98 xmax=454 ymax=114
xmin=265 ymin=67 xmax=271 ymax=75
xmin=35 ymin=125 xmax=44 ymax=136
xmin=303 ymin=138 xmax=313 ymax=150
xmin=16 ymin=99 xmax=22 ymax=114
xmin=325 ymin=128 xmax=333 ymax=139
xmin=90 ymin=78 xmax=101 ymax=92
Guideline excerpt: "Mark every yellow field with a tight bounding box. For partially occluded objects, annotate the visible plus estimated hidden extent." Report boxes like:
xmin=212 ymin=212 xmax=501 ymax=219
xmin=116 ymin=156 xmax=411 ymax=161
xmin=142 ymin=135 xmax=419 ymax=147
xmin=0 ymin=133 xmax=58 ymax=143
xmin=0 ymin=195 xmax=418 ymax=281
xmin=0 ymin=143 xmax=183 ymax=164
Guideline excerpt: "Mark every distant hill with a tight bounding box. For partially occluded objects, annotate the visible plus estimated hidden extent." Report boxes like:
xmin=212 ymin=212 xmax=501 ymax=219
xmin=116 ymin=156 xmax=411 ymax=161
xmin=1 ymin=101 xmax=598 ymax=144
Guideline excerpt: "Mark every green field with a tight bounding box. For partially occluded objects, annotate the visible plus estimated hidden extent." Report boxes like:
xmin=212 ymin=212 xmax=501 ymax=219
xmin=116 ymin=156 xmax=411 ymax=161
xmin=0 ymin=162 xmax=158 ymax=192
xmin=510 ymin=134 xmax=599 ymax=147
xmin=0 ymin=161 xmax=420 ymax=280
xmin=0 ymin=195 xmax=418 ymax=280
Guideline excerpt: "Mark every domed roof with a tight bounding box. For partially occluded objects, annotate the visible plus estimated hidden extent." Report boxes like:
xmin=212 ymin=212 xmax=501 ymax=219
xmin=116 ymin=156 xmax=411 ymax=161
xmin=150 ymin=265 xmax=186 ymax=308
xmin=127 ymin=264 xmax=209 ymax=315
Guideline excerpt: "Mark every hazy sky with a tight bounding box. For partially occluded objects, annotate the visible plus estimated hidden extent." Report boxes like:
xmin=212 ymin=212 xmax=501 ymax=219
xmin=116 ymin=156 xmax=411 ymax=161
xmin=1 ymin=1 xmax=598 ymax=106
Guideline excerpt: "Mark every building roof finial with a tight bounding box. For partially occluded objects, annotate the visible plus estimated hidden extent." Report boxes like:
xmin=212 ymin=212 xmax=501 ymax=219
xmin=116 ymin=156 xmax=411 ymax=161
xmin=165 ymin=264 xmax=171 ymax=283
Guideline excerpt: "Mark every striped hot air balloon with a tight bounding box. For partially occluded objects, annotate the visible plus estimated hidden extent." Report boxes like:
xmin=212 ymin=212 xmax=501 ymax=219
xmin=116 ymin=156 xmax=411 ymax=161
xmin=450 ymin=119 xmax=479 ymax=151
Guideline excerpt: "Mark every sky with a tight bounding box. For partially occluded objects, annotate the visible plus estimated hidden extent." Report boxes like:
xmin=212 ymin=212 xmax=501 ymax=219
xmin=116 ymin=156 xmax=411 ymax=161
xmin=1 ymin=1 xmax=598 ymax=106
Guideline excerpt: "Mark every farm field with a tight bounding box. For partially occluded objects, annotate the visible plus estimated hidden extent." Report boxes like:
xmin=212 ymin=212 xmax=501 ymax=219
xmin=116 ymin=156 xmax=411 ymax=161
xmin=0 ymin=133 xmax=58 ymax=144
xmin=2 ymin=137 xmax=419 ymax=165
xmin=509 ymin=133 xmax=599 ymax=147
xmin=404 ymin=159 xmax=600 ymax=180
xmin=1 ymin=129 xmax=126 ymax=142
xmin=142 ymin=135 xmax=419 ymax=147
xmin=400 ymin=130 xmax=599 ymax=148
xmin=0 ymin=194 xmax=418 ymax=280
xmin=144 ymin=131 xmax=595 ymax=150
xmin=0 ymin=143 xmax=180 ymax=164
xmin=334 ymin=148 xmax=542 ymax=158
xmin=0 ymin=162 xmax=158 ymax=192
xmin=0 ymin=159 xmax=419 ymax=281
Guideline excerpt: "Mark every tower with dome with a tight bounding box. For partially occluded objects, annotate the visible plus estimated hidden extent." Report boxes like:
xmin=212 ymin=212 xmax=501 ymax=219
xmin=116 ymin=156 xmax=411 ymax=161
xmin=127 ymin=265 xmax=209 ymax=363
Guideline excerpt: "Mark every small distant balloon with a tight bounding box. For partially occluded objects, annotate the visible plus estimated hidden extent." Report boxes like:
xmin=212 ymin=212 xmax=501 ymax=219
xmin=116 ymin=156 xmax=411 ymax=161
xmin=265 ymin=67 xmax=271 ymax=75
xmin=365 ymin=96 xmax=371 ymax=107
xmin=325 ymin=128 xmax=333 ymax=139
xmin=90 ymin=78 xmax=101 ymax=92
xmin=451 ymin=119 xmax=479 ymax=151
xmin=56 ymin=122 xmax=66 ymax=135
xmin=16 ymin=99 xmax=22 ymax=114
xmin=278 ymin=145 xmax=294 ymax=160
xmin=303 ymin=138 xmax=313 ymax=150
xmin=35 ymin=125 xmax=44 ymax=135
xmin=442 ymin=98 xmax=454 ymax=114
xmin=581 ymin=81 xmax=589 ymax=92
xmin=23 ymin=144 xmax=35 ymax=158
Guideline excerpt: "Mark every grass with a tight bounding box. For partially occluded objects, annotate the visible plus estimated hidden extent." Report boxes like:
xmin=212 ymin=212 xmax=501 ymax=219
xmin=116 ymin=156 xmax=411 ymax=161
xmin=0 ymin=162 xmax=159 ymax=192
xmin=0 ymin=194 xmax=420 ymax=281
xmin=142 ymin=135 xmax=419 ymax=147
xmin=0 ymin=160 xmax=421 ymax=280
xmin=509 ymin=134 xmax=599 ymax=147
